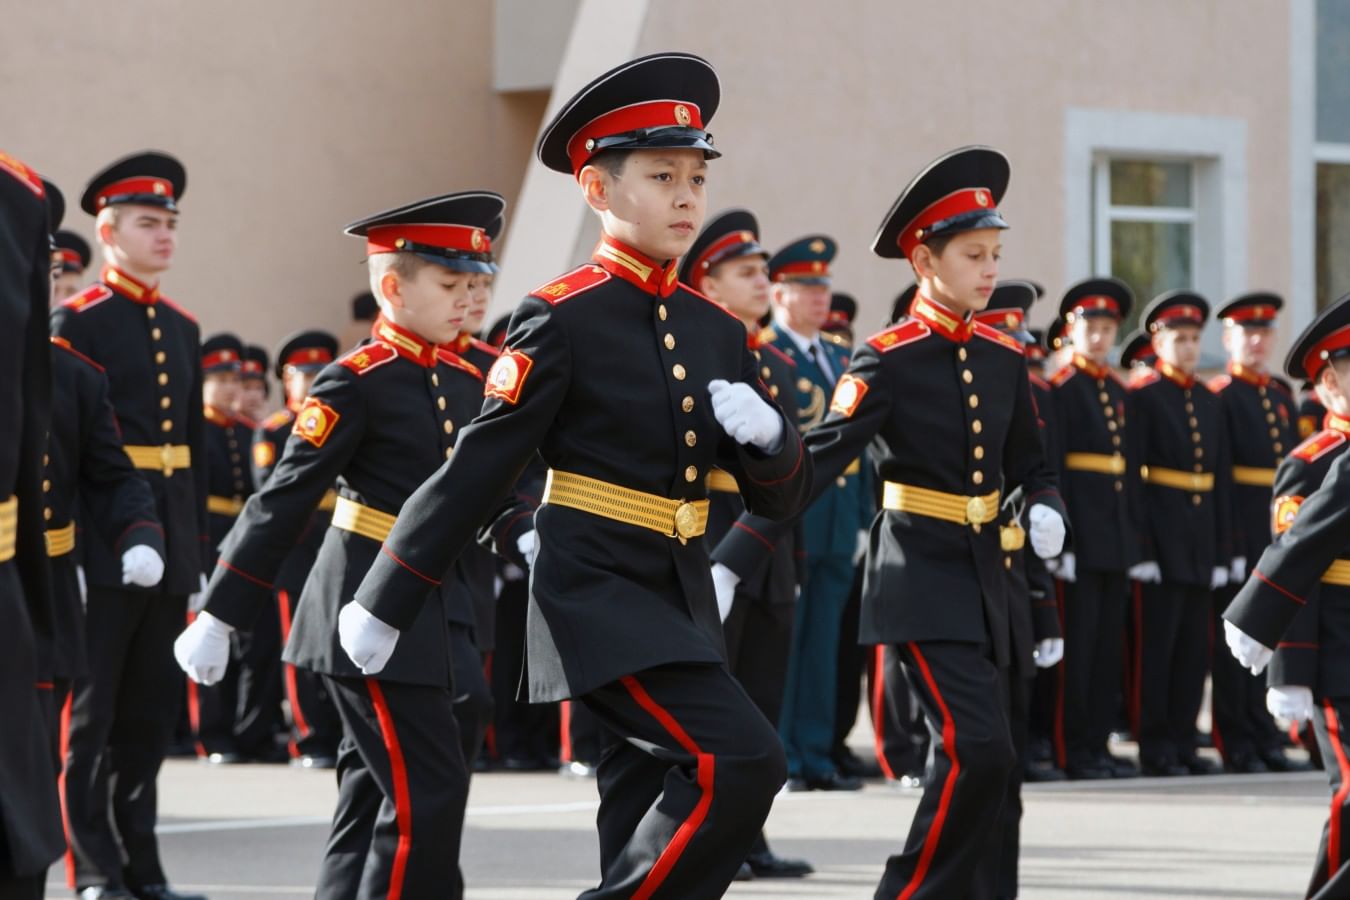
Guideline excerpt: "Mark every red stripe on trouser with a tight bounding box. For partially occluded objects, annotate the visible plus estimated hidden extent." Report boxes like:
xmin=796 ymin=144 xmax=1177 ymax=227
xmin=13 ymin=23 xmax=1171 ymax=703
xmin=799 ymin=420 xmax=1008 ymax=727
xmin=367 ymin=681 xmax=412 ymax=900
xmin=560 ymin=700 xmax=573 ymax=762
xmin=1206 ymin=615 xmax=1226 ymax=760
xmin=184 ymin=611 xmax=206 ymax=759
xmin=1326 ymin=701 xmax=1350 ymax=878
xmin=276 ymin=591 xmax=308 ymax=757
xmin=896 ymin=644 xmax=961 ymax=900
xmin=59 ymin=689 xmax=76 ymax=887
xmin=1053 ymin=580 xmax=1067 ymax=769
xmin=873 ymin=645 xmax=897 ymax=780
xmin=618 ymin=675 xmax=715 ymax=900
xmin=482 ymin=653 xmax=497 ymax=760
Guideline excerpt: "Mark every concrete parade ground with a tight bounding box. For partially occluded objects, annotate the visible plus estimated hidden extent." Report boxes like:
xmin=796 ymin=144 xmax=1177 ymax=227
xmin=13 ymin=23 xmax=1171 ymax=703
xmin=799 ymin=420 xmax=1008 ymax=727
xmin=49 ymin=742 xmax=1329 ymax=899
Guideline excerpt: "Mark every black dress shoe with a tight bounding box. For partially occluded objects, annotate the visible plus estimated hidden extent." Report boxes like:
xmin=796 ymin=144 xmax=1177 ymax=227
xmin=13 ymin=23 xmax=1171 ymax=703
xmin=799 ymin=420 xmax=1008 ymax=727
xmin=1022 ymin=762 xmax=1067 ymax=783
xmin=79 ymin=888 xmax=135 ymax=900
xmin=1261 ymin=751 xmax=1311 ymax=772
xmin=1140 ymin=760 xmax=1188 ymax=777
xmin=131 ymin=885 xmax=208 ymax=900
xmin=801 ymin=771 xmax=864 ymax=791
xmin=746 ymin=850 xmax=814 ymax=878
xmin=834 ymin=749 xmax=882 ymax=779
xmin=1099 ymin=754 xmax=1139 ymax=779
xmin=1180 ymin=755 xmax=1219 ymax=775
xmin=1223 ymin=755 xmax=1268 ymax=774
xmin=1064 ymin=763 xmax=1112 ymax=781
xmin=733 ymin=862 xmax=754 ymax=881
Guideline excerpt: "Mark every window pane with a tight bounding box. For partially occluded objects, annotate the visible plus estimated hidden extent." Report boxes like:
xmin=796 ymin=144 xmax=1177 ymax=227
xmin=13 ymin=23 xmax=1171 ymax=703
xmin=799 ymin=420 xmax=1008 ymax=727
xmin=1109 ymin=160 xmax=1192 ymax=208
xmin=1317 ymin=0 xmax=1350 ymax=143
xmin=1317 ymin=163 xmax=1350 ymax=311
xmin=1111 ymin=220 xmax=1193 ymax=334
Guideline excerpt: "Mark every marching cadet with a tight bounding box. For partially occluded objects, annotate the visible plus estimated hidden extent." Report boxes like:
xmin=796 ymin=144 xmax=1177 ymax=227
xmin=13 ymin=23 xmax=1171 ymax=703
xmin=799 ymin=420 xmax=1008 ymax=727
xmin=40 ymin=180 xmax=165 ymax=761
xmin=765 ymin=234 xmax=871 ymax=792
xmin=53 ymin=227 xmax=92 ymax=303
xmin=718 ymin=146 xmax=1067 ymax=897
xmin=0 ymin=148 xmax=64 ymax=899
xmin=236 ymin=344 xmax=270 ymax=423
xmin=345 ymin=53 xmax=811 ymax=899
xmin=1208 ymin=293 xmax=1299 ymax=773
xmin=1224 ymin=292 xmax=1350 ymax=899
xmin=1128 ymin=292 xmax=1232 ymax=776
xmin=684 ymin=208 xmax=813 ymax=880
xmin=252 ymin=329 xmax=343 ymax=768
xmin=190 ymin=333 xmax=258 ymax=763
xmin=53 ymin=151 xmax=208 ymax=900
xmin=1048 ymin=277 xmax=1141 ymax=780
xmin=174 ymin=191 xmax=506 ymax=898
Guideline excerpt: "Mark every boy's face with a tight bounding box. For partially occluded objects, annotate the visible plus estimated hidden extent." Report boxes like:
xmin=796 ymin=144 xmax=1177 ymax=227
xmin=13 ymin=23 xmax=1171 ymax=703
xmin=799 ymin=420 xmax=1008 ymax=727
xmin=1070 ymin=316 xmax=1119 ymax=365
xmin=913 ymin=229 xmax=1001 ymax=316
xmin=236 ymin=379 xmax=268 ymax=420
xmin=1222 ymin=322 xmax=1273 ymax=370
xmin=1153 ymin=325 xmax=1202 ymax=373
xmin=284 ymin=368 xmax=318 ymax=406
xmin=103 ymin=204 xmax=177 ymax=276
xmin=464 ymin=274 xmax=492 ymax=335
xmin=383 ymin=261 xmax=471 ymax=346
xmin=1317 ymin=359 xmax=1350 ymax=416
xmin=587 ymin=149 xmax=707 ymax=261
xmin=202 ymin=371 xmax=240 ymax=410
xmin=772 ymin=280 xmax=831 ymax=335
xmin=52 ymin=270 xmax=83 ymax=306
xmin=702 ymin=254 xmax=770 ymax=326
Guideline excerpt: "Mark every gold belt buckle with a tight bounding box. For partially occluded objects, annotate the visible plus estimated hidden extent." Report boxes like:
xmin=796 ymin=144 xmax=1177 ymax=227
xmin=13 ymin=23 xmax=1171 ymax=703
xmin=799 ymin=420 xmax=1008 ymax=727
xmin=672 ymin=501 xmax=699 ymax=541
xmin=965 ymin=495 xmax=988 ymax=525
xmin=160 ymin=444 xmax=174 ymax=476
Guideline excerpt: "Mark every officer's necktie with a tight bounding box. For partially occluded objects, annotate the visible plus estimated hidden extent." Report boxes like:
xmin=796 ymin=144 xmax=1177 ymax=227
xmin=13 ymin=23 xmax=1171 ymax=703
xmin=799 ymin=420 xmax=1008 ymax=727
xmin=809 ymin=342 xmax=834 ymax=383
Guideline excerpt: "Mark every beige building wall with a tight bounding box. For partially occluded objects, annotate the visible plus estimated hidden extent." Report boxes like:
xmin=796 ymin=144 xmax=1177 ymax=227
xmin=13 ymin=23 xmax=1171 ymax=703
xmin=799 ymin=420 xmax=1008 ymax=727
xmin=3 ymin=0 xmax=545 ymax=361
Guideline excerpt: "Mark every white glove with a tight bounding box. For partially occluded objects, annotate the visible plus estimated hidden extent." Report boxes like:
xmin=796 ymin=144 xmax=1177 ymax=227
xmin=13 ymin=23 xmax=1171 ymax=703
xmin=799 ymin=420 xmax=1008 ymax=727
xmin=76 ymin=565 xmax=87 ymax=610
xmin=1027 ymin=504 xmax=1065 ymax=559
xmin=708 ymin=379 xmax=784 ymax=452
xmin=187 ymin=573 xmax=209 ymax=613
xmin=1057 ymin=552 xmax=1077 ymax=583
xmin=516 ymin=529 xmax=538 ymax=568
xmin=174 ymin=611 xmax=234 ymax=686
xmin=121 ymin=545 xmax=165 ymax=587
xmin=1034 ymin=637 xmax=1064 ymax=668
xmin=853 ymin=528 xmax=869 ymax=565
xmin=338 ymin=602 xmax=399 ymax=675
xmin=711 ymin=562 xmax=739 ymax=623
xmin=1266 ymin=685 xmax=1316 ymax=724
xmin=1128 ymin=561 xmax=1162 ymax=583
xmin=1230 ymin=557 xmax=1247 ymax=583
xmin=1224 ymin=619 xmax=1274 ymax=676
xmin=1210 ymin=566 xmax=1230 ymax=590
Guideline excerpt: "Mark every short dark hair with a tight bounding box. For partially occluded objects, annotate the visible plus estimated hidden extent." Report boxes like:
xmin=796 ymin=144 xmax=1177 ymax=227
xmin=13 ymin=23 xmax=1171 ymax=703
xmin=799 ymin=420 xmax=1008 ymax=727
xmin=923 ymin=233 xmax=957 ymax=257
xmin=587 ymin=149 xmax=632 ymax=177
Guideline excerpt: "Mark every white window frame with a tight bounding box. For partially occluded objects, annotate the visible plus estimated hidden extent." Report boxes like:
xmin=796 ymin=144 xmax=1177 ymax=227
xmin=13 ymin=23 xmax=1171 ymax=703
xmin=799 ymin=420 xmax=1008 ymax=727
xmin=1091 ymin=157 xmax=1200 ymax=296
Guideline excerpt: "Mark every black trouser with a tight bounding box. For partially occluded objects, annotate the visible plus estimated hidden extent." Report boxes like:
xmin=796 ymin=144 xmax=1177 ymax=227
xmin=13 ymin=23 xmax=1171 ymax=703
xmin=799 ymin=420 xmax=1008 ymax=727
xmin=579 ymin=663 xmax=786 ymax=899
xmin=1137 ymin=581 xmax=1210 ymax=768
xmin=316 ymin=676 xmax=469 ymax=900
xmin=64 ymin=587 xmax=185 ymax=892
xmin=1058 ymin=568 xmax=1129 ymax=769
xmin=489 ymin=575 xmax=559 ymax=765
xmin=232 ymin=593 xmax=284 ymax=757
xmin=449 ymin=623 xmax=493 ymax=769
xmin=996 ymin=673 xmax=1033 ymax=899
xmin=1306 ymin=697 xmax=1350 ymax=899
xmin=277 ymin=589 xmax=342 ymax=759
xmin=1210 ymin=584 xmax=1283 ymax=765
xmin=873 ymin=643 xmax=930 ymax=780
xmin=876 ymin=641 xmax=1015 ymax=900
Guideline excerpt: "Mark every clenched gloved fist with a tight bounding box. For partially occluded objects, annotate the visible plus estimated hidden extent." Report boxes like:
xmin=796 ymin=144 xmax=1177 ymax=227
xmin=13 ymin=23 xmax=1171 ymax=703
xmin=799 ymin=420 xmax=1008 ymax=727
xmin=1027 ymin=504 xmax=1065 ymax=559
xmin=708 ymin=379 xmax=784 ymax=452
xmin=1210 ymin=566 xmax=1229 ymax=590
xmin=338 ymin=602 xmax=399 ymax=675
xmin=174 ymin=612 xmax=234 ymax=686
xmin=1034 ymin=637 xmax=1064 ymax=668
xmin=1224 ymin=619 xmax=1273 ymax=675
xmin=121 ymin=545 xmax=164 ymax=588
xmin=1266 ymin=685 xmax=1315 ymax=724
xmin=1128 ymin=561 xmax=1162 ymax=584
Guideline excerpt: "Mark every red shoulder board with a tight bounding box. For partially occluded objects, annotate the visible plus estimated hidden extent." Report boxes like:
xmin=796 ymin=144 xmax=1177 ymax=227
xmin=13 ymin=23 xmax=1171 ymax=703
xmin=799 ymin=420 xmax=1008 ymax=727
xmin=157 ymin=296 xmax=197 ymax=325
xmin=1206 ymin=374 xmax=1232 ymax=393
xmin=1129 ymin=369 xmax=1161 ymax=390
xmin=262 ymin=409 xmax=294 ymax=431
xmin=62 ymin=284 xmax=113 ymax=314
xmin=866 ymin=320 xmax=929 ymax=353
xmin=762 ymin=342 xmax=796 ymax=367
xmin=436 ymin=348 xmax=484 ymax=381
xmin=0 ymin=151 xmax=44 ymax=197
xmin=468 ymin=337 xmax=500 ymax=359
xmin=1292 ymin=429 xmax=1347 ymax=464
xmin=1049 ymin=365 xmax=1076 ymax=387
xmin=972 ymin=322 xmax=1025 ymax=354
xmin=1029 ymin=372 xmax=1051 ymax=391
xmin=50 ymin=336 xmax=105 ymax=372
xmin=339 ymin=342 xmax=398 ymax=376
xmin=530 ymin=264 xmax=611 ymax=305
xmin=234 ymin=413 xmax=258 ymax=431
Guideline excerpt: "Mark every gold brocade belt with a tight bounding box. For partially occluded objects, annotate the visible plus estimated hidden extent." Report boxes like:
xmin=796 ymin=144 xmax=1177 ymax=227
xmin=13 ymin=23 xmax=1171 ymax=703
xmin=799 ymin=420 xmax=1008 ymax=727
xmin=707 ymin=458 xmax=861 ymax=495
xmin=1065 ymin=452 xmax=1126 ymax=475
xmin=45 ymin=522 xmax=75 ymax=557
xmin=124 ymin=444 xmax=191 ymax=476
xmin=1232 ymin=465 xmax=1277 ymax=487
xmin=207 ymin=495 xmax=245 ymax=517
xmin=1322 ymin=560 xmax=1350 ymax=587
xmin=1141 ymin=466 xmax=1214 ymax=492
xmin=543 ymin=469 xmax=708 ymax=543
xmin=317 ymin=490 xmax=338 ymax=512
xmin=0 ymin=495 xmax=18 ymax=562
xmin=331 ymin=496 xmax=398 ymax=543
xmin=882 ymin=481 xmax=1000 ymax=529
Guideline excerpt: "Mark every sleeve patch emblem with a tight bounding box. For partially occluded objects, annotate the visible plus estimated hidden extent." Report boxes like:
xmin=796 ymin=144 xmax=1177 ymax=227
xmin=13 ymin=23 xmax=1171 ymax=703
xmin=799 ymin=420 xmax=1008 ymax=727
xmin=484 ymin=349 xmax=534 ymax=405
xmin=252 ymin=441 xmax=275 ymax=470
xmin=829 ymin=374 xmax=869 ymax=418
xmin=1272 ymin=494 xmax=1304 ymax=535
xmin=292 ymin=397 xmax=340 ymax=448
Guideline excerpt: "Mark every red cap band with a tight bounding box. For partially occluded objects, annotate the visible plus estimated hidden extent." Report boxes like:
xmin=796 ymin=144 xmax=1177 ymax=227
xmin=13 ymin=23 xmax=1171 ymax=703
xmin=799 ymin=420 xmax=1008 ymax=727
xmin=1303 ymin=323 xmax=1350 ymax=379
xmin=202 ymin=349 xmax=239 ymax=370
xmin=974 ymin=308 xmax=1025 ymax=330
xmin=1068 ymin=295 xmax=1121 ymax=319
xmin=689 ymin=229 xmax=756 ymax=290
xmin=94 ymin=176 xmax=175 ymax=209
xmin=366 ymin=223 xmax=490 ymax=257
xmin=56 ymin=249 xmax=82 ymax=268
xmin=283 ymin=347 xmax=334 ymax=368
xmin=567 ymin=99 xmax=704 ymax=175
xmin=1223 ymin=305 xmax=1279 ymax=324
xmin=240 ymin=360 xmax=264 ymax=376
xmin=1151 ymin=304 xmax=1204 ymax=329
xmin=772 ymin=259 xmax=831 ymax=282
xmin=898 ymin=187 xmax=996 ymax=259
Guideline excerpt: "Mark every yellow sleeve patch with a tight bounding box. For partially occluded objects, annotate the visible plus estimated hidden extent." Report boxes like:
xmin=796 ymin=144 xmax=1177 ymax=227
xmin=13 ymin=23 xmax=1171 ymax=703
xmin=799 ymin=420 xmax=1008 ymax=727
xmin=484 ymin=349 xmax=534 ymax=405
xmin=292 ymin=397 xmax=341 ymax=448
xmin=1272 ymin=494 xmax=1304 ymax=535
xmin=829 ymin=374 xmax=869 ymax=418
